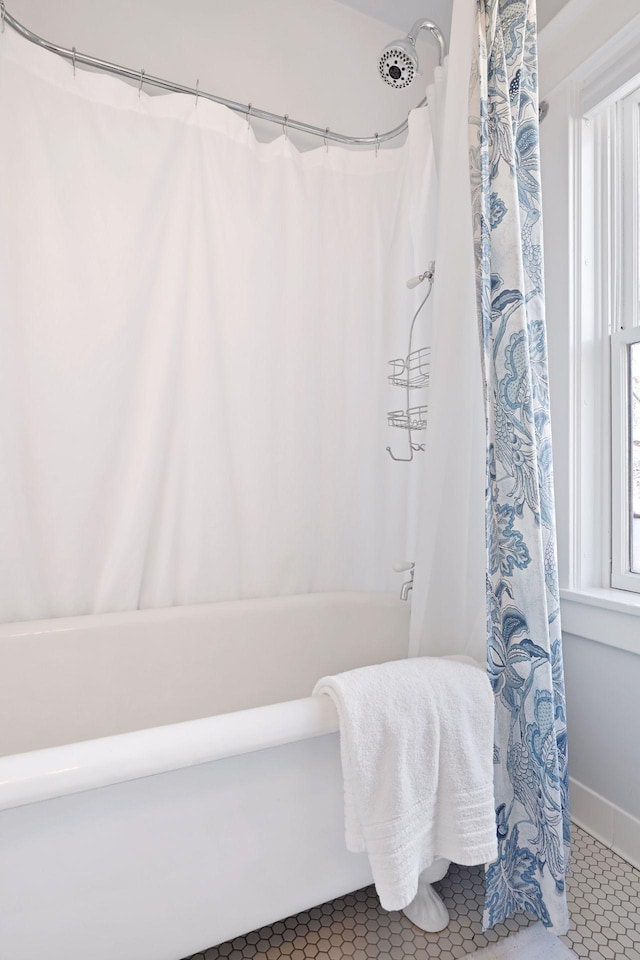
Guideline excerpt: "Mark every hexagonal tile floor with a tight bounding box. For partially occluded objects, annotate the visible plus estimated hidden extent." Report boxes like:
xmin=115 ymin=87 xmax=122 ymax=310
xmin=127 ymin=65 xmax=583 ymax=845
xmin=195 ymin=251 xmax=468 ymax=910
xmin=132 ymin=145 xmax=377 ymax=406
xmin=182 ymin=825 xmax=640 ymax=959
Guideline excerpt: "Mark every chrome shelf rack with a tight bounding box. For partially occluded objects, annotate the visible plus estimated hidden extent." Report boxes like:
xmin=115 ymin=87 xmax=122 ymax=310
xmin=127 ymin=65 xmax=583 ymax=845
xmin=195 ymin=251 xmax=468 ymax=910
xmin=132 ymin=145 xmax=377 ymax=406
xmin=387 ymin=346 xmax=431 ymax=390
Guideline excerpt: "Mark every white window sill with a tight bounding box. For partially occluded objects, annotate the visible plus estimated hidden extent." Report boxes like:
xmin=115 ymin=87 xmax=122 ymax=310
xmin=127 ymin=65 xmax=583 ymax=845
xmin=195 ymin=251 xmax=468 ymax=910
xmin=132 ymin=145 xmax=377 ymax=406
xmin=560 ymin=588 xmax=640 ymax=656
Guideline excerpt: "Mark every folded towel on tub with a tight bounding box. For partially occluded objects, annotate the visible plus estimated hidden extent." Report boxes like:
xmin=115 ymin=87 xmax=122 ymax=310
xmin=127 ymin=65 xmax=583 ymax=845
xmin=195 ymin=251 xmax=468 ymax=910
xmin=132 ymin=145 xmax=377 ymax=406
xmin=312 ymin=655 xmax=496 ymax=912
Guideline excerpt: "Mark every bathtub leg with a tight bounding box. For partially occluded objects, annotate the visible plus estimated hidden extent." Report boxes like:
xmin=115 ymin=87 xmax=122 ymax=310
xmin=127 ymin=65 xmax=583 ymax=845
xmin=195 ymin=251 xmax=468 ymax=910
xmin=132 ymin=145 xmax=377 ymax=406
xmin=402 ymin=858 xmax=450 ymax=932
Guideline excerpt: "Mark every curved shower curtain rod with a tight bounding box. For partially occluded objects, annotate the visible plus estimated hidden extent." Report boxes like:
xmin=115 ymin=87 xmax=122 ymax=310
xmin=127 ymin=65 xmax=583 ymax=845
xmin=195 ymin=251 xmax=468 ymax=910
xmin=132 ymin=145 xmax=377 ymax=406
xmin=0 ymin=6 xmax=446 ymax=147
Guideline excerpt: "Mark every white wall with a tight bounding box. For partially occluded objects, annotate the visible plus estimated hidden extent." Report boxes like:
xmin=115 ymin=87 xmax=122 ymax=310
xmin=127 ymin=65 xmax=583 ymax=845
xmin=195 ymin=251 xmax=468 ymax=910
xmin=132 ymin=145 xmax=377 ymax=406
xmin=539 ymin=0 xmax=640 ymax=866
xmin=7 ymin=0 xmax=444 ymax=151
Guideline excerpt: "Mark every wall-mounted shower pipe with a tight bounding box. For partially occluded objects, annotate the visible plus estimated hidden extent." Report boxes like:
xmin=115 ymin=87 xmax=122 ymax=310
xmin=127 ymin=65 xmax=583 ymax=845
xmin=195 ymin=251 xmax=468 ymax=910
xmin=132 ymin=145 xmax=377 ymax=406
xmin=1 ymin=7 xmax=446 ymax=147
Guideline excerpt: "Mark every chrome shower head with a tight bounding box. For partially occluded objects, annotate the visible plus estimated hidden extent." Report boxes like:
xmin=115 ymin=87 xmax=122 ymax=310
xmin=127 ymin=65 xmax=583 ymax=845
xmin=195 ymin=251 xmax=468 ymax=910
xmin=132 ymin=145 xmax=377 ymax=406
xmin=378 ymin=37 xmax=420 ymax=90
xmin=378 ymin=19 xmax=446 ymax=90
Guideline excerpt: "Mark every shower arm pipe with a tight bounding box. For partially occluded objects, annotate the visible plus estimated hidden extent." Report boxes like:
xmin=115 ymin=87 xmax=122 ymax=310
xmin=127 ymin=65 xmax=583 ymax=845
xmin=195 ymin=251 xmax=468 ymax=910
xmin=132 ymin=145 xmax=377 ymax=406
xmin=406 ymin=19 xmax=446 ymax=68
xmin=1 ymin=7 xmax=446 ymax=147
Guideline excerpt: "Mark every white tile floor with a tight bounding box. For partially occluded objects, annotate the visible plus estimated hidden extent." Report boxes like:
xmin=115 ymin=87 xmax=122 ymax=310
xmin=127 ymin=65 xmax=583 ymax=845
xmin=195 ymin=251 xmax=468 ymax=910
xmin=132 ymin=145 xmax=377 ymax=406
xmin=182 ymin=825 xmax=640 ymax=959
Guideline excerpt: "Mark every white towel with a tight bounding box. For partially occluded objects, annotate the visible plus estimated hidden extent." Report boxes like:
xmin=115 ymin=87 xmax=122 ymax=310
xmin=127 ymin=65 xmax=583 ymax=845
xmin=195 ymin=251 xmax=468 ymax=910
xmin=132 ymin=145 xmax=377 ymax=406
xmin=313 ymin=655 xmax=497 ymax=911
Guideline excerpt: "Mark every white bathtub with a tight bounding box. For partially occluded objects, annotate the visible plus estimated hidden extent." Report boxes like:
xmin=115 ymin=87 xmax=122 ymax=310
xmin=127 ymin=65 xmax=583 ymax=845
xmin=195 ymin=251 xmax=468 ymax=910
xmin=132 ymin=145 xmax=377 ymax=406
xmin=0 ymin=592 xmax=410 ymax=960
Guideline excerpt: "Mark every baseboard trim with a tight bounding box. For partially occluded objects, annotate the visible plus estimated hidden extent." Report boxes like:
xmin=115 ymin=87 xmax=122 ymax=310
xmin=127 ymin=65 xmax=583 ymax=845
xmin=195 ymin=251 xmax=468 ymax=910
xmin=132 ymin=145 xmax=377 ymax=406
xmin=570 ymin=777 xmax=640 ymax=871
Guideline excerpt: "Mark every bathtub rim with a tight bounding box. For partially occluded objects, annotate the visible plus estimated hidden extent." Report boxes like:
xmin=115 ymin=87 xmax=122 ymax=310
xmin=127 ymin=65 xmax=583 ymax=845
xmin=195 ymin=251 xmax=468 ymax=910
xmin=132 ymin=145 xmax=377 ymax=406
xmin=0 ymin=695 xmax=339 ymax=813
xmin=0 ymin=589 xmax=405 ymax=640
xmin=0 ymin=591 xmax=408 ymax=812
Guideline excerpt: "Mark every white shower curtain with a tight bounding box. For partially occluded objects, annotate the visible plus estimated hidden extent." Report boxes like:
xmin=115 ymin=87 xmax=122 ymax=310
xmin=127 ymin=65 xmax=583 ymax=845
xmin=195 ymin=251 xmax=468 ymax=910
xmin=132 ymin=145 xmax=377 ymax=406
xmin=0 ymin=27 xmax=437 ymax=623
xmin=410 ymin=0 xmax=487 ymax=664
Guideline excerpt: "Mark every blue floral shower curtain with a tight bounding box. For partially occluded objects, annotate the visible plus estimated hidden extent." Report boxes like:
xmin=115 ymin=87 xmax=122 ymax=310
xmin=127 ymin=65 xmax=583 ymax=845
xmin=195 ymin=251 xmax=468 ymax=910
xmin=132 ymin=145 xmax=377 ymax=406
xmin=468 ymin=0 xmax=570 ymax=932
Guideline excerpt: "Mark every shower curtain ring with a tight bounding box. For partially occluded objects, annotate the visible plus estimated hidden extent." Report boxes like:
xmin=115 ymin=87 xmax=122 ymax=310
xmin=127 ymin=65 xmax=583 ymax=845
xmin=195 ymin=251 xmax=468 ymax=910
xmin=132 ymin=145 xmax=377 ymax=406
xmin=324 ymin=127 xmax=330 ymax=153
xmin=71 ymin=46 xmax=76 ymax=77
xmin=375 ymin=133 xmax=380 ymax=158
xmin=283 ymin=114 xmax=289 ymax=140
xmin=247 ymin=103 xmax=252 ymax=129
xmin=138 ymin=68 xmax=145 ymax=98
xmin=195 ymin=78 xmax=199 ymax=108
xmin=1 ymin=2 xmax=6 ymax=34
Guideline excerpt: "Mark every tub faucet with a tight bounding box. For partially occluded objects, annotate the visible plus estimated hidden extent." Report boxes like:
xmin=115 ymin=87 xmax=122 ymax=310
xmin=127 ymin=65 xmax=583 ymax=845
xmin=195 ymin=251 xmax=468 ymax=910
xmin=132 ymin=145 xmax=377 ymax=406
xmin=394 ymin=561 xmax=415 ymax=601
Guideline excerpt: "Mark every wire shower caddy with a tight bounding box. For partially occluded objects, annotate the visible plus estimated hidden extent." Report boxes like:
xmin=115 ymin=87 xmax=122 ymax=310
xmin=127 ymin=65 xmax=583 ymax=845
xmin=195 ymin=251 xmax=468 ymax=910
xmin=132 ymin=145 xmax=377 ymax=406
xmin=386 ymin=263 xmax=435 ymax=462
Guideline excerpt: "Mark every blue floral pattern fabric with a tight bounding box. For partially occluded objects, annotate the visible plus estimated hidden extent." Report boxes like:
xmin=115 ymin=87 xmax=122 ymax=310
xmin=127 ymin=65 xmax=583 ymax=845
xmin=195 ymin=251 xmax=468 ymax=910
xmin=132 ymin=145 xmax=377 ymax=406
xmin=468 ymin=0 xmax=570 ymax=932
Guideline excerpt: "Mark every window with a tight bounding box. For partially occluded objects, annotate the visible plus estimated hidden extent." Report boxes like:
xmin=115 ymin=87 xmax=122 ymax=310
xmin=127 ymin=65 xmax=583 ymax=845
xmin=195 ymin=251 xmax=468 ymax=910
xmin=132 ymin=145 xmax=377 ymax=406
xmin=610 ymin=86 xmax=640 ymax=591
xmin=579 ymin=78 xmax=640 ymax=596
xmin=631 ymin=342 xmax=640 ymax=573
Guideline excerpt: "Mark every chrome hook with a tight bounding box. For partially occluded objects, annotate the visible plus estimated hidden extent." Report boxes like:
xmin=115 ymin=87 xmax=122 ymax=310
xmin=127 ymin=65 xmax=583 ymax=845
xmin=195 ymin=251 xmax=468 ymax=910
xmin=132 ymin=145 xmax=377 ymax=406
xmin=375 ymin=133 xmax=380 ymax=158
xmin=387 ymin=438 xmax=425 ymax=462
xmin=138 ymin=68 xmax=145 ymax=98
xmin=387 ymin=443 xmax=414 ymax=462
xmin=324 ymin=127 xmax=329 ymax=153
xmin=195 ymin=78 xmax=199 ymax=108
xmin=283 ymin=114 xmax=289 ymax=140
xmin=71 ymin=46 xmax=76 ymax=77
xmin=0 ymin=2 xmax=5 ymax=34
xmin=246 ymin=102 xmax=252 ymax=129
